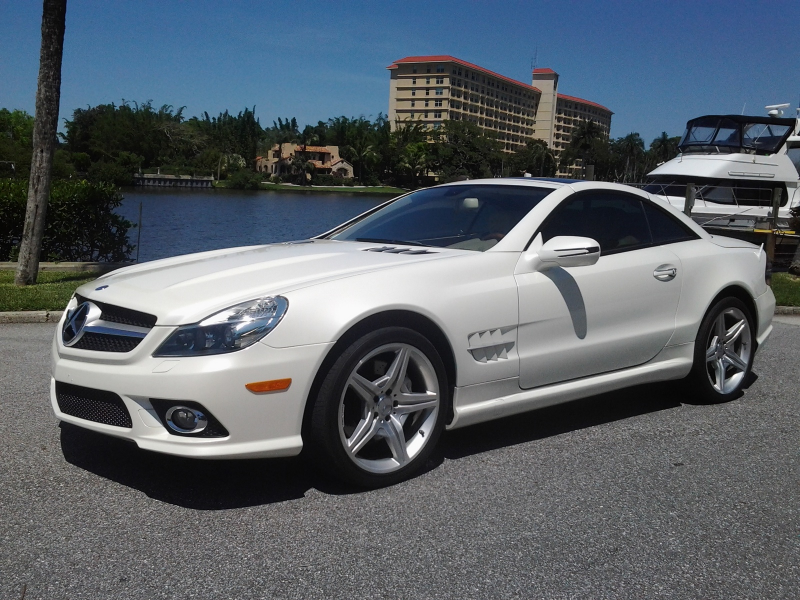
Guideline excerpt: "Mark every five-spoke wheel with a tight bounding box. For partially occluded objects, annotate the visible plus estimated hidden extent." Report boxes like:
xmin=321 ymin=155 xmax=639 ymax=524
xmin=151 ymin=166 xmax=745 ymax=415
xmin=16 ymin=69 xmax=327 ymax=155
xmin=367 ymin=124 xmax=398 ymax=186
xmin=310 ymin=327 xmax=448 ymax=487
xmin=690 ymin=297 xmax=754 ymax=402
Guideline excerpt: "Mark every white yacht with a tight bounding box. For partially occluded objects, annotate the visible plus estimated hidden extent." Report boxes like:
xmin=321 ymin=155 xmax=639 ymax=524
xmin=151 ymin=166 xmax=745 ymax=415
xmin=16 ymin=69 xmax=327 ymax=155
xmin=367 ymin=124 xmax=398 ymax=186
xmin=645 ymin=104 xmax=800 ymax=230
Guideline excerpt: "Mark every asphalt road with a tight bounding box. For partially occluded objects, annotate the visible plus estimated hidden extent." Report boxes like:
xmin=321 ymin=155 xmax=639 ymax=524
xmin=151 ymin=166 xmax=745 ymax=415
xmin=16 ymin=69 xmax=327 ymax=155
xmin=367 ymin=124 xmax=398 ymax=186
xmin=1 ymin=322 xmax=797 ymax=600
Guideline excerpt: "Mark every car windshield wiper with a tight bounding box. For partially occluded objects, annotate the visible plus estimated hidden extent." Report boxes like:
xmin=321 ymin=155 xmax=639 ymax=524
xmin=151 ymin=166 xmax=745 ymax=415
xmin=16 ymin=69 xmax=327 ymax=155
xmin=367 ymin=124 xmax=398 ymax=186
xmin=355 ymin=238 xmax=435 ymax=247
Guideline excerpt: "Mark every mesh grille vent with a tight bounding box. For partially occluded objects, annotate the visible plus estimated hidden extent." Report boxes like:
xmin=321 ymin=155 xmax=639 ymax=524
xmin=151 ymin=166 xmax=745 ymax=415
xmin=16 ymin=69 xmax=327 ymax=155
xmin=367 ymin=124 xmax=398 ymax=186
xmin=55 ymin=381 xmax=132 ymax=428
xmin=71 ymin=332 xmax=143 ymax=353
xmin=75 ymin=295 xmax=157 ymax=328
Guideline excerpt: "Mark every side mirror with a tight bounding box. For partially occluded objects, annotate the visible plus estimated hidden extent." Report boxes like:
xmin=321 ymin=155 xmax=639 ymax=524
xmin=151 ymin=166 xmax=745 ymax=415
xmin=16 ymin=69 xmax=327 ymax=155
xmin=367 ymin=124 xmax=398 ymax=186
xmin=515 ymin=234 xmax=601 ymax=274
xmin=538 ymin=236 xmax=601 ymax=268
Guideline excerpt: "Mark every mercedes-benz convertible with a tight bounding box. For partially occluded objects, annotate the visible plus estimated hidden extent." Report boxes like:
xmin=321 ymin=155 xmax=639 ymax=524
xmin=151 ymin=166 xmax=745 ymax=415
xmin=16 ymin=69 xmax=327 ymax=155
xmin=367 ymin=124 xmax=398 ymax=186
xmin=51 ymin=179 xmax=775 ymax=486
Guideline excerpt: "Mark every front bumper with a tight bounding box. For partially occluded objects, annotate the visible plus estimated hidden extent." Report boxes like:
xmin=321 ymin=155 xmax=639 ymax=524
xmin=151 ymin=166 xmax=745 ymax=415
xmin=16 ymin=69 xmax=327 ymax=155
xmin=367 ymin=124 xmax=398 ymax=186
xmin=51 ymin=323 xmax=333 ymax=459
xmin=754 ymin=287 xmax=776 ymax=352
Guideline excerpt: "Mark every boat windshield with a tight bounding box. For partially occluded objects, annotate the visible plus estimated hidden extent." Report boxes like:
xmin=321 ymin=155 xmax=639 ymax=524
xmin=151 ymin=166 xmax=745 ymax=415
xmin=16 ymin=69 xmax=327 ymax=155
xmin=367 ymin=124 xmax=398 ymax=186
xmin=644 ymin=176 xmax=788 ymax=207
xmin=679 ymin=115 xmax=795 ymax=155
xmin=328 ymin=184 xmax=554 ymax=251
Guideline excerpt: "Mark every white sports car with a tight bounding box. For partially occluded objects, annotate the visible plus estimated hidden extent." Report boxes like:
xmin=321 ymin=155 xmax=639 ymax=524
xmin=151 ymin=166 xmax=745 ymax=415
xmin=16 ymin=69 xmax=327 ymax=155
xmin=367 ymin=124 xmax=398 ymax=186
xmin=51 ymin=179 xmax=775 ymax=487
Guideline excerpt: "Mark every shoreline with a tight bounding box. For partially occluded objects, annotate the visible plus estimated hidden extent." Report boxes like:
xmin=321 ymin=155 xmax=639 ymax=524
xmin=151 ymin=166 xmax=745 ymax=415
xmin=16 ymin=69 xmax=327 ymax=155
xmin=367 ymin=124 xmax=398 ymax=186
xmin=211 ymin=181 xmax=405 ymax=195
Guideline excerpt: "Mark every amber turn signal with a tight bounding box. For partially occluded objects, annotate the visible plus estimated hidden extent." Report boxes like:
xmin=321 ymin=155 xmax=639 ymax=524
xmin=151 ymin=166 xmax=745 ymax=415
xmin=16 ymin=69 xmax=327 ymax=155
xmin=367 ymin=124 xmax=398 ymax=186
xmin=245 ymin=378 xmax=292 ymax=393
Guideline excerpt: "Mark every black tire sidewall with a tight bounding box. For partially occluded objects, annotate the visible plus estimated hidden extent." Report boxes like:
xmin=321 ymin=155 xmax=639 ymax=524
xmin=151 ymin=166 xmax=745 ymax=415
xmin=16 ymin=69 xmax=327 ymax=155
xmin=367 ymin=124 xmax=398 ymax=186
xmin=690 ymin=297 xmax=755 ymax=403
xmin=309 ymin=326 xmax=449 ymax=488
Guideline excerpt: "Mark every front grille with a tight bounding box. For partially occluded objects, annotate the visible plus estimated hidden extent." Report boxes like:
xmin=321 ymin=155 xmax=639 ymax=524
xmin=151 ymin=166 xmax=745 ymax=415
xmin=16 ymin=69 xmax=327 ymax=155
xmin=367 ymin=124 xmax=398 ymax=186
xmin=75 ymin=295 xmax=157 ymax=328
xmin=55 ymin=381 xmax=132 ymax=428
xmin=71 ymin=332 xmax=143 ymax=353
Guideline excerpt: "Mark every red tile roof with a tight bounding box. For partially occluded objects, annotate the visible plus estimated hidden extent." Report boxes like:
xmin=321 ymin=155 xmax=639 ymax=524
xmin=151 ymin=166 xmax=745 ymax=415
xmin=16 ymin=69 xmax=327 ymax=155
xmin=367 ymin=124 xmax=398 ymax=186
xmin=388 ymin=55 xmax=540 ymax=93
xmin=557 ymin=93 xmax=612 ymax=114
xmin=296 ymin=145 xmax=332 ymax=153
xmin=532 ymin=68 xmax=556 ymax=74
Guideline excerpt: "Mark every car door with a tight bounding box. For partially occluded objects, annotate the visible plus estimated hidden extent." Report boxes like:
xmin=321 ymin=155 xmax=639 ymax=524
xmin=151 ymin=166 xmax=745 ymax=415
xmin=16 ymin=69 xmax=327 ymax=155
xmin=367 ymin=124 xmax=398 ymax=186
xmin=515 ymin=190 xmax=692 ymax=389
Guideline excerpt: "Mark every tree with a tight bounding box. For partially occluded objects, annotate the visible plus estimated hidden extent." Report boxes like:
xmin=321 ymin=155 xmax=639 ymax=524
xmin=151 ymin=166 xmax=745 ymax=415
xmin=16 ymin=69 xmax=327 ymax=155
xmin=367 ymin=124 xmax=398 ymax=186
xmin=16 ymin=0 xmax=67 ymax=286
xmin=429 ymin=120 xmax=503 ymax=181
xmin=649 ymin=131 xmax=681 ymax=165
xmin=560 ymin=119 xmax=603 ymax=177
xmin=510 ymin=139 xmax=556 ymax=177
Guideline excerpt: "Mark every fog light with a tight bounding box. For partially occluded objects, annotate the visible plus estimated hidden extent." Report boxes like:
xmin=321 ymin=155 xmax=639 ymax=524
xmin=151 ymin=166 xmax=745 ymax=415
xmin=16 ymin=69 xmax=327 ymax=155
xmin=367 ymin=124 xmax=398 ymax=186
xmin=165 ymin=405 xmax=208 ymax=433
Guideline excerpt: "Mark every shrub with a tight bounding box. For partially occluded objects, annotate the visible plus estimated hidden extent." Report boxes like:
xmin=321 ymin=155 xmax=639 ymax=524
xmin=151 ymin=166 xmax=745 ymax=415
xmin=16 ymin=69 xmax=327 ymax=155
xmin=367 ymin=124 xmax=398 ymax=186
xmin=0 ymin=179 xmax=135 ymax=262
xmin=226 ymin=170 xmax=263 ymax=190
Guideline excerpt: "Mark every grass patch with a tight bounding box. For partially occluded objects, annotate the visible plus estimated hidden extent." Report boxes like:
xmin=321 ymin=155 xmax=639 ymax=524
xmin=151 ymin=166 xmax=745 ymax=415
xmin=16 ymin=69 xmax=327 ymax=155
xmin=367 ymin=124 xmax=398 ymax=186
xmin=771 ymin=272 xmax=800 ymax=307
xmin=0 ymin=270 xmax=96 ymax=311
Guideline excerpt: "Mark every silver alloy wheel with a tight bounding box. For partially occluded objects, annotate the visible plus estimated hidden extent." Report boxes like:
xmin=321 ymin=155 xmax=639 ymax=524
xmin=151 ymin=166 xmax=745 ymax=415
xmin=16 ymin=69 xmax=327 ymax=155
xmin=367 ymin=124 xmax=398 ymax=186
xmin=338 ymin=343 xmax=440 ymax=474
xmin=704 ymin=306 xmax=752 ymax=394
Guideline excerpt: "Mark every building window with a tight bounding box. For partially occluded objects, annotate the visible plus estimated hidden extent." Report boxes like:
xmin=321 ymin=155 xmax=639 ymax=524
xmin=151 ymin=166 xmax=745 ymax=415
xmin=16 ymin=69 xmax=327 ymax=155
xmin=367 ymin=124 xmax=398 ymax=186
xmin=434 ymin=99 xmax=442 ymax=107
xmin=410 ymin=112 xmax=415 ymax=118
xmin=411 ymin=89 xmax=416 ymax=96
xmin=426 ymin=67 xmax=431 ymax=73
xmin=412 ymin=66 xmax=417 ymax=73
xmin=426 ymin=77 xmax=430 ymax=84
xmin=436 ymin=77 xmax=444 ymax=84
xmin=433 ymin=112 xmax=442 ymax=119
xmin=424 ymin=100 xmax=429 ymax=107
xmin=436 ymin=88 xmax=443 ymax=96
xmin=425 ymin=89 xmax=430 ymax=96
xmin=411 ymin=100 xmax=415 ymax=107
xmin=424 ymin=112 xmax=429 ymax=118
xmin=412 ymin=78 xmax=416 ymax=84
xmin=436 ymin=66 xmax=444 ymax=73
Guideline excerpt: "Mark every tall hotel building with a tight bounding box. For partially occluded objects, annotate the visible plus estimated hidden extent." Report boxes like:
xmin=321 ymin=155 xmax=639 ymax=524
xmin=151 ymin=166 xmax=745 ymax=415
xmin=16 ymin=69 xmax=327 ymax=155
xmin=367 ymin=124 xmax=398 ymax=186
xmin=387 ymin=55 xmax=612 ymax=161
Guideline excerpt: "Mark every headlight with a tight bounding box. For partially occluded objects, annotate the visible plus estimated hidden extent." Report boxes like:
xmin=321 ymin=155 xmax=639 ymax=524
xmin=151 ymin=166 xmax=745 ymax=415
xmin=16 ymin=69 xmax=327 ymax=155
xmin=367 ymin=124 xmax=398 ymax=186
xmin=154 ymin=296 xmax=288 ymax=357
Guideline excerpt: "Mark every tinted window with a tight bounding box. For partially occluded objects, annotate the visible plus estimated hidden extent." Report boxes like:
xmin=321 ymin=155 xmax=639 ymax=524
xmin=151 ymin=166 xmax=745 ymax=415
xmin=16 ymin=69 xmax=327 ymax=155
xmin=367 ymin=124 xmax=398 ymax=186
xmin=642 ymin=201 xmax=698 ymax=244
xmin=539 ymin=192 xmax=651 ymax=254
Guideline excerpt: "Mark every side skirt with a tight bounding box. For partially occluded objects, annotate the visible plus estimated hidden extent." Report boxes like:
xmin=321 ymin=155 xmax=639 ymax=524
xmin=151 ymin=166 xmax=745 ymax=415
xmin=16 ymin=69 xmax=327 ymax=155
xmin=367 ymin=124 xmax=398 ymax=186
xmin=447 ymin=343 xmax=694 ymax=430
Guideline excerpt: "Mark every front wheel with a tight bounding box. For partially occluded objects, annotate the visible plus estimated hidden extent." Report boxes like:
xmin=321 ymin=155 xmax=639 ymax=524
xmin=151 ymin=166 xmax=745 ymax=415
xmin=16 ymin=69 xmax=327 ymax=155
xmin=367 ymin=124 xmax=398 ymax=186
xmin=309 ymin=327 xmax=448 ymax=487
xmin=688 ymin=297 xmax=754 ymax=403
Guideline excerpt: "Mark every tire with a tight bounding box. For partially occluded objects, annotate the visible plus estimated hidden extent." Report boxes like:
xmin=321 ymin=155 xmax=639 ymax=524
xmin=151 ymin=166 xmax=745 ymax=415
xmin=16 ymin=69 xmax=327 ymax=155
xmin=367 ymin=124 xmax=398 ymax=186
xmin=309 ymin=327 xmax=448 ymax=488
xmin=688 ymin=297 xmax=755 ymax=403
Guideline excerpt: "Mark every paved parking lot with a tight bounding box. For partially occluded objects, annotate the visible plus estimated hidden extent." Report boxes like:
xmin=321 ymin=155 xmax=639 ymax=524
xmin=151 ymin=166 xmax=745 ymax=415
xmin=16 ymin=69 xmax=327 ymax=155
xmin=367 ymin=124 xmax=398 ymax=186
xmin=1 ymin=321 xmax=797 ymax=599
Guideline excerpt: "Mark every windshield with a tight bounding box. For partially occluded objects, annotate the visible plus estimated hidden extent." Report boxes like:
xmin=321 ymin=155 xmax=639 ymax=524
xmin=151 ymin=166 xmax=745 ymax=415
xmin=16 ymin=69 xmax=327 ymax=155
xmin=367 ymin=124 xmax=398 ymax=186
xmin=644 ymin=176 xmax=788 ymax=207
xmin=679 ymin=115 xmax=794 ymax=155
xmin=329 ymin=184 xmax=554 ymax=251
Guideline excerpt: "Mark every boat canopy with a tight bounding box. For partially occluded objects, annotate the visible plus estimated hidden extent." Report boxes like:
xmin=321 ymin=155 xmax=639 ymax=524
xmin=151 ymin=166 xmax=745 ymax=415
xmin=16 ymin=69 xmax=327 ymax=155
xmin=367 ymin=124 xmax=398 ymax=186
xmin=679 ymin=115 xmax=796 ymax=155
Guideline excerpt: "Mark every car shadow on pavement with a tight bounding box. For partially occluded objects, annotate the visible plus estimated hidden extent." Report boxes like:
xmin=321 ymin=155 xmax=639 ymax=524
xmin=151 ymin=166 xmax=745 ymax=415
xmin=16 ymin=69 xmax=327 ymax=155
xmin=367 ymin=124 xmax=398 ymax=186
xmin=59 ymin=377 xmax=740 ymax=507
xmin=436 ymin=380 xmax=683 ymax=461
xmin=59 ymin=423 xmax=353 ymax=509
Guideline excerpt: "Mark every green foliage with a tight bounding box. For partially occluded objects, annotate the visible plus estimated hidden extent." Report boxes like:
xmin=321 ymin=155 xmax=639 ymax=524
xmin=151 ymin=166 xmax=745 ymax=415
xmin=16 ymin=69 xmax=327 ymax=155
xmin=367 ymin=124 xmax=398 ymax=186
xmin=429 ymin=120 xmax=504 ymax=182
xmin=226 ymin=170 xmax=264 ymax=190
xmin=0 ymin=108 xmax=35 ymax=179
xmin=0 ymin=179 xmax=134 ymax=262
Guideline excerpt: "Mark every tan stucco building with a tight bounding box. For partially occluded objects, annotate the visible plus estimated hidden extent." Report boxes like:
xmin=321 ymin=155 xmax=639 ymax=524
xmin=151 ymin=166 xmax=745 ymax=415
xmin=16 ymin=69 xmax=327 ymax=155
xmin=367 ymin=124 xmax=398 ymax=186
xmin=256 ymin=144 xmax=354 ymax=178
xmin=387 ymin=55 xmax=612 ymax=162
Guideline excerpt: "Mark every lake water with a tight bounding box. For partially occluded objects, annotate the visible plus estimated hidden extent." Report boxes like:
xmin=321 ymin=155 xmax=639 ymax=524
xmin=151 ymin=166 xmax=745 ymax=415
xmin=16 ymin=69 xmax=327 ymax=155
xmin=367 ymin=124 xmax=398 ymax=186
xmin=117 ymin=188 xmax=392 ymax=262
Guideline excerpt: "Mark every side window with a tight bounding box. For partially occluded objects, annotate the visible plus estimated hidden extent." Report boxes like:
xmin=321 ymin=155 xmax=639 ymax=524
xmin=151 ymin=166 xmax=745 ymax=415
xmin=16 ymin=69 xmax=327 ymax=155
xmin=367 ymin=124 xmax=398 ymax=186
xmin=539 ymin=192 xmax=652 ymax=255
xmin=642 ymin=201 xmax=698 ymax=244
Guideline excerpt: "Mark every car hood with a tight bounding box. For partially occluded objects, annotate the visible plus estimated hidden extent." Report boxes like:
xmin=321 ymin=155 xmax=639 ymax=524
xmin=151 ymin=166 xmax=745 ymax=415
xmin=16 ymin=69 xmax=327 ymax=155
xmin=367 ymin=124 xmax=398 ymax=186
xmin=76 ymin=240 xmax=462 ymax=325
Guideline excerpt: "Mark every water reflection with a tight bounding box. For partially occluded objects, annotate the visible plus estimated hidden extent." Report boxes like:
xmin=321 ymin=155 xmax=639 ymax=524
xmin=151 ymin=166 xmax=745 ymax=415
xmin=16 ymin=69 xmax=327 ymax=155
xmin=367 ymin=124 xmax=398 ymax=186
xmin=117 ymin=188 xmax=390 ymax=262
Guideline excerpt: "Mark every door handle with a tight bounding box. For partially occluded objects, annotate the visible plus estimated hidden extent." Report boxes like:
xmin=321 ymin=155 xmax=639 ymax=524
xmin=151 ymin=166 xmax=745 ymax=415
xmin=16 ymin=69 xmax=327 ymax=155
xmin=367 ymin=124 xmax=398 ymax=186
xmin=654 ymin=264 xmax=677 ymax=281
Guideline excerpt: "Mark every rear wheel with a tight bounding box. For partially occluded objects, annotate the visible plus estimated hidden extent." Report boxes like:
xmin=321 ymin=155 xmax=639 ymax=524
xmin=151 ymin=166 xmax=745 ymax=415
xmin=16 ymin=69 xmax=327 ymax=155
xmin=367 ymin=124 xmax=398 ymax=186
xmin=689 ymin=297 xmax=754 ymax=403
xmin=309 ymin=327 xmax=448 ymax=487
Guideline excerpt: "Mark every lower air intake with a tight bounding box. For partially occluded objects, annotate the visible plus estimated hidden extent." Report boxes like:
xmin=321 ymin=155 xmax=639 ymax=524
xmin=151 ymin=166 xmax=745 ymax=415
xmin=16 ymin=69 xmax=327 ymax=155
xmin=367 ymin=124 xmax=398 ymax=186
xmin=55 ymin=381 xmax=132 ymax=428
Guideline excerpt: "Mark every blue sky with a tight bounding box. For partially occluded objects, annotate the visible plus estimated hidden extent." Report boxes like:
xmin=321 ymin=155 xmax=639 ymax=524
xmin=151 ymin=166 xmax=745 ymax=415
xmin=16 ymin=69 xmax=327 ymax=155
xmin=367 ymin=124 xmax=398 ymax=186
xmin=1 ymin=0 xmax=798 ymax=145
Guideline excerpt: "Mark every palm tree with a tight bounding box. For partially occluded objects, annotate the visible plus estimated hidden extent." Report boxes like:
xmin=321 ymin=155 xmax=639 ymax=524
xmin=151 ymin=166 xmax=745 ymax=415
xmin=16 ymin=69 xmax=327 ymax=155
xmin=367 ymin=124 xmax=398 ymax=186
xmin=16 ymin=0 xmax=67 ymax=286
xmin=614 ymin=132 xmax=645 ymax=182
xmin=649 ymin=132 xmax=680 ymax=164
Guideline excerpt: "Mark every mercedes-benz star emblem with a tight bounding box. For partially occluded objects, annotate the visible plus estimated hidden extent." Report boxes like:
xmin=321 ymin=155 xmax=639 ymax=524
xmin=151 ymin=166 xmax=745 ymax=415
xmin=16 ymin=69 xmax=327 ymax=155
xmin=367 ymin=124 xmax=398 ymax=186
xmin=62 ymin=301 xmax=102 ymax=346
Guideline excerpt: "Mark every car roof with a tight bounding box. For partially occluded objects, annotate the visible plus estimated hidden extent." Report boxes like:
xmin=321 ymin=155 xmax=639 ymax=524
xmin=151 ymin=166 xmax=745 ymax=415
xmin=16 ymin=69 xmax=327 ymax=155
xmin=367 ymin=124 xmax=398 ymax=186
xmin=437 ymin=177 xmax=572 ymax=190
